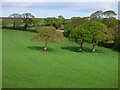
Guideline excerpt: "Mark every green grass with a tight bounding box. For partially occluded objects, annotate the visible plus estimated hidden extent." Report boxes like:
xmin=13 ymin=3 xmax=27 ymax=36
xmin=2 ymin=29 xmax=118 ymax=88
xmin=0 ymin=30 xmax=2 ymax=89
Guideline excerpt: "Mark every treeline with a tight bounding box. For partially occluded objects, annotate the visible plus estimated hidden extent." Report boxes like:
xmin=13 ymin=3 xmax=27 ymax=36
xmin=63 ymin=10 xmax=119 ymax=52
xmin=1 ymin=10 xmax=120 ymax=52
xmin=2 ymin=13 xmax=35 ymax=30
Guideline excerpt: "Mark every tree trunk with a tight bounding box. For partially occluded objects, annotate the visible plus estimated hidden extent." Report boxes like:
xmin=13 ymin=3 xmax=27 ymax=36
xmin=24 ymin=24 xmax=28 ymax=29
xmin=44 ymin=39 xmax=48 ymax=51
xmin=79 ymin=42 xmax=83 ymax=52
xmin=13 ymin=22 xmax=15 ymax=28
xmin=92 ymin=41 xmax=98 ymax=52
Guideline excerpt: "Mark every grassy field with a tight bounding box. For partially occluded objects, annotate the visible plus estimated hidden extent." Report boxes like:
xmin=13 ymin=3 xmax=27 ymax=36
xmin=0 ymin=30 xmax=2 ymax=89
xmin=2 ymin=29 xmax=118 ymax=88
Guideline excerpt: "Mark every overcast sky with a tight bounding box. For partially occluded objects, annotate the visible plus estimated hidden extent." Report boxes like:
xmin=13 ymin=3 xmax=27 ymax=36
xmin=1 ymin=2 xmax=118 ymax=18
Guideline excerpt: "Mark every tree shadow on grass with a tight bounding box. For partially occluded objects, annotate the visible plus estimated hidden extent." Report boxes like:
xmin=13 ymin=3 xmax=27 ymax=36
xmin=61 ymin=46 xmax=105 ymax=53
xmin=84 ymin=47 xmax=105 ymax=53
xmin=61 ymin=46 xmax=79 ymax=52
xmin=27 ymin=46 xmax=54 ymax=52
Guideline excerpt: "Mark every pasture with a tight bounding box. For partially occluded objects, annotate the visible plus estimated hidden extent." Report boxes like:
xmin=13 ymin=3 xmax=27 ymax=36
xmin=2 ymin=29 xmax=118 ymax=88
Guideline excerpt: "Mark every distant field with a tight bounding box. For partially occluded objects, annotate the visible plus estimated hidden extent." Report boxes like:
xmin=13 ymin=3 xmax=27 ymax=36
xmin=2 ymin=29 xmax=118 ymax=88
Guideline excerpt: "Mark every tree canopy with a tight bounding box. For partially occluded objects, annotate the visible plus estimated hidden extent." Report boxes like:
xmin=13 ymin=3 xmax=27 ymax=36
xmin=103 ymin=10 xmax=117 ymax=18
xmin=69 ymin=25 xmax=91 ymax=51
xmin=69 ymin=22 xmax=108 ymax=52
xmin=90 ymin=10 xmax=103 ymax=21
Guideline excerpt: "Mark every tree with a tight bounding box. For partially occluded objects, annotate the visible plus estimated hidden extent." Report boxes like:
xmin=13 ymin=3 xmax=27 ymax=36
xmin=33 ymin=27 xmax=64 ymax=51
xmin=9 ymin=13 xmax=21 ymax=28
xmin=90 ymin=10 xmax=103 ymax=21
xmin=113 ymin=20 xmax=120 ymax=51
xmin=100 ymin=17 xmax=118 ymax=47
xmin=101 ymin=17 xmax=118 ymax=29
xmin=44 ymin=17 xmax=56 ymax=26
xmin=64 ymin=17 xmax=88 ymax=37
xmin=69 ymin=25 xmax=91 ymax=52
xmin=114 ymin=33 xmax=120 ymax=52
xmin=71 ymin=17 xmax=87 ymax=28
xmin=44 ymin=16 xmax=65 ymax=29
xmin=53 ymin=18 xmax=65 ymax=29
xmin=103 ymin=10 xmax=117 ymax=18
xmin=64 ymin=23 xmax=73 ymax=37
xmin=58 ymin=15 xmax=64 ymax=19
xmin=21 ymin=13 xmax=35 ymax=29
xmin=82 ymin=22 xmax=108 ymax=52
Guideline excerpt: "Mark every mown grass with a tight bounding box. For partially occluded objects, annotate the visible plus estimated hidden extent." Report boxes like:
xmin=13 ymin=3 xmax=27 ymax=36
xmin=0 ymin=30 xmax=2 ymax=89
xmin=2 ymin=29 xmax=118 ymax=88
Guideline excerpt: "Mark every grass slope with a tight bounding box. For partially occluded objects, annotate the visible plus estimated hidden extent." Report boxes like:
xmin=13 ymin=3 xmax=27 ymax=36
xmin=0 ymin=30 xmax=2 ymax=89
xmin=2 ymin=29 xmax=118 ymax=88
